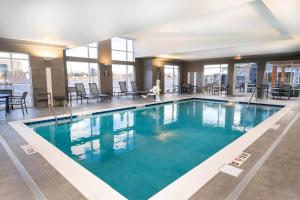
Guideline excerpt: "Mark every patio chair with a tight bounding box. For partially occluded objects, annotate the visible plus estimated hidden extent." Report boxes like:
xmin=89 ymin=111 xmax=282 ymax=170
xmin=270 ymin=84 xmax=292 ymax=99
xmin=9 ymin=91 xmax=28 ymax=115
xmin=131 ymin=81 xmax=148 ymax=95
xmin=182 ymin=83 xmax=192 ymax=94
xmin=280 ymin=84 xmax=292 ymax=99
xmin=115 ymin=81 xmax=134 ymax=98
xmin=75 ymin=83 xmax=94 ymax=103
xmin=256 ymin=84 xmax=269 ymax=99
xmin=89 ymin=83 xmax=111 ymax=102
xmin=220 ymin=83 xmax=229 ymax=95
xmin=67 ymin=87 xmax=77 ymax=103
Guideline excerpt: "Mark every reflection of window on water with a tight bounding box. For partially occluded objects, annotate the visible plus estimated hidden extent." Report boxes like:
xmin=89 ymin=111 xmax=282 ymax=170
xmin=113 ymin=130 xmax=134 ymax=154
xmin=70 ymin=118 xmax=100 ymax=141
xmin=202 ymin=103 xmax=225 ymax=127
xmin=71 ymin=139 xmax=100 ymax=160
xmin=163 ymin=104 xmax=178 ymax=125
xmin=113 ymin=112 xmax=134 ymax=131
xmin=233 ymin=107 xmax=247 ymax=132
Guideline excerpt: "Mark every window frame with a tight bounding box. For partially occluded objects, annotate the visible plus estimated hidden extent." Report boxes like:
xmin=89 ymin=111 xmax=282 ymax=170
xmin=111 ymin=37 xmax=134 ymax=62
xmin=0 ymin=51 xmax=33 ymax=105
xmin=65 ymin=43 xmax=98 ymax=59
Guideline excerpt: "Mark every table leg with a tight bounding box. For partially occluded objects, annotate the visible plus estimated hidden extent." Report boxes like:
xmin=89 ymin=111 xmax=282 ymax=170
xmin=5 ymin=97 xmax=9 ymax=113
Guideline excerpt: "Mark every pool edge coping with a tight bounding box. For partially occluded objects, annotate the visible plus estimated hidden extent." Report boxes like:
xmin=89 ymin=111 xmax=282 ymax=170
xmin=8 ymin=96 xmax=292 ymax=200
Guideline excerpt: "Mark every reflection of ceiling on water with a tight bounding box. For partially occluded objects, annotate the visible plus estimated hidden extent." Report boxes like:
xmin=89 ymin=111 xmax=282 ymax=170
xmin=156 ymin=131 xmax=176 ymax=142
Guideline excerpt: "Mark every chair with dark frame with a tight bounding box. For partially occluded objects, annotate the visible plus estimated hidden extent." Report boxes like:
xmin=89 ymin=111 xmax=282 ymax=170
xmin=75 ymin=83 xmax=95 ymax=103
xmin=9 ymin=91 xmax=28 ymax=115
xmin=130 ymin=81 xmax=148 ymax=96
xmin=89 ymin=83 xmax=111 ymax=102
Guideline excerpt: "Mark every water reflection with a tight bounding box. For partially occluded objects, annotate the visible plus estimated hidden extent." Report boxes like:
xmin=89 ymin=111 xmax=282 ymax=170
xmin=34 ymin=101 xmax=279 ymax=162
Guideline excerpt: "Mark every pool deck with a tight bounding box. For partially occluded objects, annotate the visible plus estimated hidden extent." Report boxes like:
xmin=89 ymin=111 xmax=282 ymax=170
xmin=0 ymin=93 xmax=299 ymax=200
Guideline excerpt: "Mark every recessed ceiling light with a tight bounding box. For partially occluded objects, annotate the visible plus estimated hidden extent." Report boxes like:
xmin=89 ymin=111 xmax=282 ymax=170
xmin=234 ymin=54 xmax=242 ymax=60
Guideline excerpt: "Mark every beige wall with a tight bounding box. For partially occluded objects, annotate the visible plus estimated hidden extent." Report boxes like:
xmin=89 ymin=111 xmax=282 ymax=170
xmin=1 ymin=37 xmax=299 ymax=101
xmin=0 ymin=38 xmax=66 ymax=104
xmin=136 ymin=57 xmax=185 ymax=93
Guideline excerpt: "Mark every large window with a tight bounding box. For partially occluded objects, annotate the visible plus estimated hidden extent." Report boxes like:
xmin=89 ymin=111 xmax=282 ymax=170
xmin=66 ymin=43 xmax=98 ymax=59
xmin=265 ymin=61 xmax=300 ymax=87
xmin=111 ymin=37 xmax=134 ymax=62
xmin=67 ymin=61 xmax=99 ymax=90
xmin=0 ymin=52 xmax=32 ymax=105
xmin=203 ymin=64 xmax=228 ymax=86
xmin=164 ymin=65 xmax=179 ymax=93
xmin=112 ymin=64 xmax=135 ymax=93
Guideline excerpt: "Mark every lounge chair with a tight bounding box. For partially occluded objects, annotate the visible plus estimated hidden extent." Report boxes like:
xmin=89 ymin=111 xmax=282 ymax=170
xmin=114 ymin=81 xmax=131 ymax=98
xmin=131 ymin=81 xmax=148 ymax=96
xmin=89 ymin=83 xmax=111 ymax=102
xmin=67 ymin=87 xmax=77 ymax=102
xmin=75 ymin=83 xmax=94 ymax=103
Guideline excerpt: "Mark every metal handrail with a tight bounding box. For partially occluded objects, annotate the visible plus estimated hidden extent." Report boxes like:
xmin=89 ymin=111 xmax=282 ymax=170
xmin=48 ymin=103 xmax=57 ymax=123
xmin=248 ymin=87 xmax=256 ymax=104
xmin=63 ymin=101 xmax=73 ymax=121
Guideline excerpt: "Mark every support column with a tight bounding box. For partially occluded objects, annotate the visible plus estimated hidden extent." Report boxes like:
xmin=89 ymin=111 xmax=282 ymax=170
xmin=227 ymin=62 xmax=234 ymax=96
xmin=256 ymin=61 xmax=266 ymax=99
xmin=281 ymin=66 xmax=286 ymax=85
xmin=256 ymin=61 xmax=266 ymax=85
xmin=271 ymin=65 xmax=277 ymax=87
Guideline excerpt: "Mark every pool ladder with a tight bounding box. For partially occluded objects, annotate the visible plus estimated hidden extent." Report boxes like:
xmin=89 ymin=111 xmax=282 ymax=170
xmin=248 ymin=88 xmax=256 ymax=104
xmin=63 ymin=101 xmax=73 ymax=121
xmin=48 ymin=101 xmax=73 ymax=124
xmin=48 ymin=103 xmax=58 ymax=123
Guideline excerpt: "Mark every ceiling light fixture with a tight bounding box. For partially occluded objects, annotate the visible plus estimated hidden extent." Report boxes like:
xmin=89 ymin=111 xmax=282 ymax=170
xmin=234 ymin=54 xmax=242 ymax=60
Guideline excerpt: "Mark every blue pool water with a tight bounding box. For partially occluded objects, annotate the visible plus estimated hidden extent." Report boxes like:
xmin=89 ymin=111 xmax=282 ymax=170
xmin=29 ymin=100 xmax=280 ymax=199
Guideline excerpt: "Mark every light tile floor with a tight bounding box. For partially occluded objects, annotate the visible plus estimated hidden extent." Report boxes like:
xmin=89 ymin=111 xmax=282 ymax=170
xmin=0 ymin=93 xmax=299 ymax=200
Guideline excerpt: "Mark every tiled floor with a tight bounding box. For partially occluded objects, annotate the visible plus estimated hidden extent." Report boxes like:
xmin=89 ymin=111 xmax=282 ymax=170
xmin=0 ymin=93 xmax=299 ymax=200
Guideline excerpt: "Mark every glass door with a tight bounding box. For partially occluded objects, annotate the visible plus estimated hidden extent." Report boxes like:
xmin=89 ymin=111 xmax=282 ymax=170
xmin=233 ymin=63 xmax=257 ymax=96
xmin=164 ymin=65 xmax=179 ymax=93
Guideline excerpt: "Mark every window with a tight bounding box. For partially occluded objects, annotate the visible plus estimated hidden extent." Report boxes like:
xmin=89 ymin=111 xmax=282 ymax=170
xmin=203 ymin=64 xmax=228 ymax=86
xmin=265 ymin=61 xmax=300 ymax=87
xmin=111 ymin=38 xmax=134 ymax=62
xmin=67 ymin=61 xmax=99 ymax=90
xmin=112 ymin=64 xmax=135 ymax=93
xmin=164 ymin=65 xmax=179 ymax=93
xmin=0 ymin=52 xmax=32 ymax=105
xmin=66 ymin=43 xmax=98 ymax=59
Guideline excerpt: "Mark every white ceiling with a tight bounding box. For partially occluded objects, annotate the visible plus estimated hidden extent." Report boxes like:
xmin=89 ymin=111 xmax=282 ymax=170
xmin=0 ymin=0 xmax=299 ymax=60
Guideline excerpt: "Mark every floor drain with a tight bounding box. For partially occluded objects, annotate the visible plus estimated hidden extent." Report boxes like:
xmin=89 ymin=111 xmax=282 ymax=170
xmin=21 ymin=144 xmax=37 ymax=155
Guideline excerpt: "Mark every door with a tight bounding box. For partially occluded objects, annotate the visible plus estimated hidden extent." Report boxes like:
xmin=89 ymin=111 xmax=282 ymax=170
xmin=233 ymin=63 xmax=257 ymax=96
xmin=164 ymin=65 xmax=179 ymax=93
xmin=233 ymin=63 xmax=250 ymax=96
